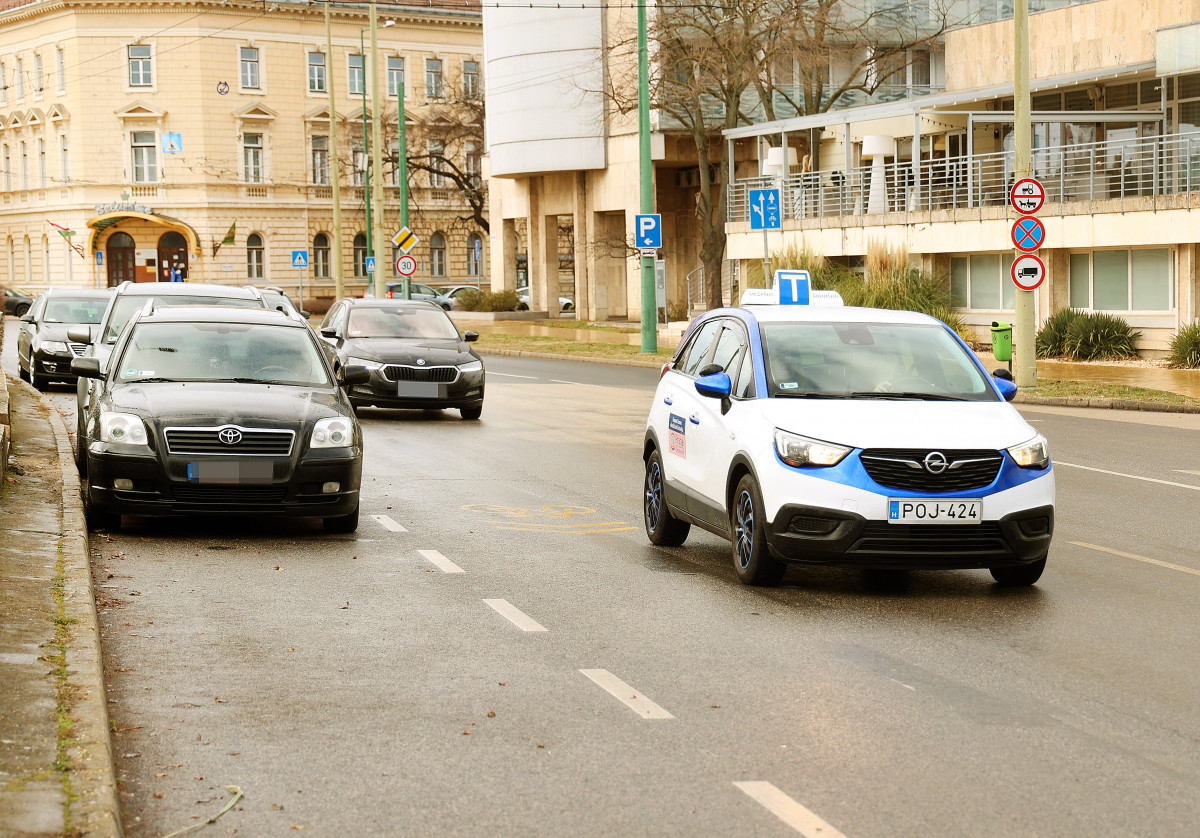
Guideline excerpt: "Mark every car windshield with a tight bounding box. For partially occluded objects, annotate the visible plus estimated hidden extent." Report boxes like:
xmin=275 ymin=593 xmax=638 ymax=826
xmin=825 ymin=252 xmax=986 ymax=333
xmin=43 ymin=297 xmax=107 ymax=324
xmin=104 ymin=294 xmax=263 ymax=342
xmin=759 ymin=321 xmax=996 ymax=401
xmin=346 ymin=306 xmax=459 ymax=339
xmin=115 ymin=322 xmax=331 ymax=386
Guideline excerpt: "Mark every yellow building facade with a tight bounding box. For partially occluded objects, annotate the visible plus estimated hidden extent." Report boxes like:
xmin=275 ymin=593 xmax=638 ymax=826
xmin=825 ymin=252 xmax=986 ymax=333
xmin=0 ymin=0 xmax=484 ymax=302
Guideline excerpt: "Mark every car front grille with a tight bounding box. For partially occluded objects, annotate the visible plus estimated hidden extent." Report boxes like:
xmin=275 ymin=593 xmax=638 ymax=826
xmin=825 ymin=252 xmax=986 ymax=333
xmin=860 ymin=449 xmax=1003 ymax=492
xmin=383 ymin=365 xmax=458 ymax=383
xmin=852 ymin=522 xmax=1010 ymax=555
xmin=165 ymin=427 xmax=295 ymax=456
xmin=172 ymin=486 xmax=288 ymax=505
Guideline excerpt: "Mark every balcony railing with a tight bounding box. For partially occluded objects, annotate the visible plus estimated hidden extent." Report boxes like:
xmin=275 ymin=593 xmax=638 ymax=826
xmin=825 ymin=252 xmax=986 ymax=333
xmin=728 ymin=131 xmax=1200 ymax=224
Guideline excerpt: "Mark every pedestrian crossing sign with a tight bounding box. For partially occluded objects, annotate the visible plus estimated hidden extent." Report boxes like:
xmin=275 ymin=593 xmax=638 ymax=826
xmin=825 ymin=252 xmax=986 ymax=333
xmin=291 ymin=250 xmax=308 ymax=268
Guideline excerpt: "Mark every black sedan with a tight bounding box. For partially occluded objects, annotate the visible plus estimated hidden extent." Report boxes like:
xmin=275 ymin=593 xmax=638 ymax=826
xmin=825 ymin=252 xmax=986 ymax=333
xmin=3 ymin=286 xmax=34 ymax=317
xmin=17 ymin=288 xmax=112 ymax=389
xmin=73 ymin=305 xmax=368 ymax=532
xmin=318 ymin=299 xmax=485 ymax=420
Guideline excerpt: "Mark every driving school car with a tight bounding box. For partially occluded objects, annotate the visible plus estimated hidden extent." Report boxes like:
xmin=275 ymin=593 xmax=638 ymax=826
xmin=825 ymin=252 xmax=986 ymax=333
xmin=642 ymin=272 xmax=1054 ymax=587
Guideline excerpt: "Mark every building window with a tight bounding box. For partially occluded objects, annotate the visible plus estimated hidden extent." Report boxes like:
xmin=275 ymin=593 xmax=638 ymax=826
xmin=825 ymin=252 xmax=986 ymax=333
xmin=131 ymin=132 xmax=157 ymax=182
xmin=60 ymin=134 xmax=69 ymax=183
xmin=38 ymin=139 xmax=45 ymax=187
xmin=1 ymin=61 xmax=7 ymax=105
xmin=246 ymin=233 xmax=265 ymax=279
xmin=55 ymin=47 xmax=64 ymax=92
xmin=428 ymin=139 xmax=445 ymax=187
xmin=20 ymin=141 xmax=28 ymax=189
xmin=42 ymin=235 xmax=50 ymax=285
xmin=465 ymin=140 xmax=481 ymax=188
xmin=15 ymin=57 xmax=24 ymax=98
xmin=429 ymin=232 xmax=446 ymax=277
xmin=313 ymin=233 xmax=330 ymax=279
xmin=463 ymin=60 xmax=479 ymax=98
xmin=308 ymin=52 xmax=326 ymax=93
xmin=466 ymin=234 xmax=481 ymax=277
xmin=128 ymin=45 xmax=152 ymax=87
xmin=351 ymin=141 xmax=366 ymax=186
xmin=311 ymin=135 xmax=329 ymax=185
xmin=243 ymin=132 xmax=263 ymax=183
xmin=389 ymin=139 xmax=401 ymax=186
xmin=425 ymin=58 xmax=443 ymax=99
xmin=387 ymin=56 xmax=404 ymax=97
xmin=950 ymin=254 xmax=1015 ymax=311
xmin=240 ymin=47 xmax=261 ymax=89
xmin=348 ymin=54 xmax=364 ymax=96
xmin=33 ymin=53 xmax=43 ymax=94
xmin=3 ymin=145 xmax=10 ymax=191
xmin=1069 ymin=249 xmax=1172 ymax=312
xmin=353 ymin=233 xmax=368 ymax=277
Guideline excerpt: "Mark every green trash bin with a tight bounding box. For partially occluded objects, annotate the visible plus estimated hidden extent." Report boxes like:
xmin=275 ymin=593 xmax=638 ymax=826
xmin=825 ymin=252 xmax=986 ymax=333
xmin=990 ymin=321 xmax=1013 ymax=363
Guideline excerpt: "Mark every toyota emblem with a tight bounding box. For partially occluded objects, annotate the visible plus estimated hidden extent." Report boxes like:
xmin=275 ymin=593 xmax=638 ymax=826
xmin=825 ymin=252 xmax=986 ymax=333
xmin=417 ymin=359 xmax=426 ymax=366
xmin=923 ymin=451 xmax=949 ymax=474
xmin=217 ymin=427 xmax=243 ymax=446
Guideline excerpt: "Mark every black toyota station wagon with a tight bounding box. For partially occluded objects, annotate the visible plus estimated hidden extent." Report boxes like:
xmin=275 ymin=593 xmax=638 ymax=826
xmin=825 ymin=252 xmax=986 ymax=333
xmin=73 ymin=304 xmax=370 ymax=532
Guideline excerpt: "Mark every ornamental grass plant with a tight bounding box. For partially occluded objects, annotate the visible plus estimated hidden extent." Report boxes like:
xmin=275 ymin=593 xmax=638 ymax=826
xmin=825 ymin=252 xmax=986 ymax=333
xmin=1167 ymin=320 xmax=1200 ymax=369
xmin=1036 ymin=309 xmax=1141 ymax=361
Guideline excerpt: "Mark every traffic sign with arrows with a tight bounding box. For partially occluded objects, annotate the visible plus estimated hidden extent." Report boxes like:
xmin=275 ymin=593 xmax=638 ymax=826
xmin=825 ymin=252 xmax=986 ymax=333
xmin=749 ymin=188 xmax=781 ymax=230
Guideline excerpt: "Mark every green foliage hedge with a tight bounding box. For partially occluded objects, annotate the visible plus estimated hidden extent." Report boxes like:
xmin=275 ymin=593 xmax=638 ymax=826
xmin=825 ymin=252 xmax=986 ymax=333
xmin=455 ymin=288 xmax=521 ymax=312
xmin=1167 ymin=320 xmax=1200 ymax=369
xmin=1035 ymin=309 xmax=1141 ymax=361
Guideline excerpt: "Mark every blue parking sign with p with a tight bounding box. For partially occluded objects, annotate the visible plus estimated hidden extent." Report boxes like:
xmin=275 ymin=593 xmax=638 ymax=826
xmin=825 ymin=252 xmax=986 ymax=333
xmin=635 ymin=214 xmax=662 ymax=249
xmin=775 ymin=269 xmax=811 ymax=305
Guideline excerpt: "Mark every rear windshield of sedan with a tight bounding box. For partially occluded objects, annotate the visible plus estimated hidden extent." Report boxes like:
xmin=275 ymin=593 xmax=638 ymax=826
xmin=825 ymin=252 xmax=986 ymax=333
xmin=104 ymin=294 xmax=264 ymax=343
xmin=347 ymin=306 xmax=459 ymax=339
xmin=115 ymin=322 xmax=331 ymax=386
xmin=759 ymin=321 xmax=997 ymax=401
xmin=43 ymin=297 xmax=107 ymax=324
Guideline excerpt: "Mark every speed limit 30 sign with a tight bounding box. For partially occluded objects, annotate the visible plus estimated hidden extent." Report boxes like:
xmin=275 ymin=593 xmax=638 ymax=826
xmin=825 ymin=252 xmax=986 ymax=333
xmin=395 ymin=254 xmax=417 ymax=276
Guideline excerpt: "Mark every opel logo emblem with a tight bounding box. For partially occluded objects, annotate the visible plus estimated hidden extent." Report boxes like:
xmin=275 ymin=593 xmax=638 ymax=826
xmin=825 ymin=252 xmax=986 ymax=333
xmin=923 ymin=451 xmax=949 ymax=474
xmin=417 ymin=359 xmax=426 ymax=366
xmin=218 ymin=427 xmax=243 ymax=446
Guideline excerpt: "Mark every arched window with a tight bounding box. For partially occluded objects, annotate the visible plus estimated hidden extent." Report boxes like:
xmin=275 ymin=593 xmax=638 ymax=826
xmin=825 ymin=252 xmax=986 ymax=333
xmin=313 ymin=232 xmax=330 ymax=279
xmin=466 ymin=233 xmax=482 ymax=278
xmin=429 ymin=232 xmax=446 ymax=278
xmin=24 ymin=236 xmax=32 ymax=284
xmin=353 ymin=233 xmax=367 ymax=277
xmin=42 ymin=235 xmax=50 ymax=284
xmin=246 ymin=232 xmax=264 ymax=280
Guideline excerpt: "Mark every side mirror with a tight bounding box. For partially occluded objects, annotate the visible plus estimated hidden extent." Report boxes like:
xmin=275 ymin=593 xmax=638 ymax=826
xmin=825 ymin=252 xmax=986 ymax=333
xmin=320 ymin=326 xmax=338 ymax=339
xmin=463 ymin=331 xmax=479 ymax=342
xmin=340 ymin=365 xmax=371 ymax=386
xmin=992 ymin=369 xmax=1018 ymax=402
xmin=299 ymin=310 xmax=312 ymax=319
xmin=71 ymin=357 xmax=103 ymax=379
xmin=19 ymin=312 xmax=34 ymax=323
xmin=695 ymin=371 xmax=732 ymax=400
xmin=67 ymin=325 xmax=93 ymax=344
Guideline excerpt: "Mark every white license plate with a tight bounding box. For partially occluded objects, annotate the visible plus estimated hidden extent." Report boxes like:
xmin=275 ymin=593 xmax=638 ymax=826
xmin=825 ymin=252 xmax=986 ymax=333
xmin=397 ymin=381 xmax=442 ymax=398
xmin=187 ymin=460 xmax=273 ymax=484
xmin=888 ymin=499 xmax=981 ymax=524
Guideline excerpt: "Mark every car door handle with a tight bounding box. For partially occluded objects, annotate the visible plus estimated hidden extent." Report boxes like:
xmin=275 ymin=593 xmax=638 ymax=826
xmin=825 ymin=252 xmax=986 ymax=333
xmin=663 ymin=396 xmax=673 ymax=406
xmin=690 ymin=414 xmax=700 ymax=424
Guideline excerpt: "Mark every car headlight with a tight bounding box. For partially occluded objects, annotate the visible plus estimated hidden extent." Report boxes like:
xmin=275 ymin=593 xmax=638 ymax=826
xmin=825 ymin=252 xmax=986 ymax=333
xmin=41 ymin=341 xmax=69 ymax=354
xmin=774 ymin=429 xmax=851 ymax=468
xmin=346 ymin=356 xmax=382 ymax=370
xmin=1007 ymin=433 xmax=1049 ymax=469
xmin=99 ymin=412 xmax=149 ymax=446
xmin=459 ymin=360 xmax=483 ymax=372
xmin=311 ymin=417 xmax=355 ymax=449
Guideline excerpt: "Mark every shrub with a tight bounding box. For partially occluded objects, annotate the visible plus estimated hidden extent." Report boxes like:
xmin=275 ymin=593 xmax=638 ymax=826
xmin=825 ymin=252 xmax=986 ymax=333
xmin=1035 ymin=308 xmax=1081 ymax=358
xmin=455 ymin=288 xmax=520 ymax=312
xmin=1063 ymin=311 xmax=1141 ymax=360
xmin=486 ymin=289 xmax=521 ymax=312
xmin=455 ymin=288 xmax=485 ymax=311
xmin=1167 ymin=320 xmax=1200 ymax=368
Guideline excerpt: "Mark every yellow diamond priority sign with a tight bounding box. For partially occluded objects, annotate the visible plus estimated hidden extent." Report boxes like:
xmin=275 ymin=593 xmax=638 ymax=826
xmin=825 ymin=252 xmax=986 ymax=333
xmin=391 ymin=227 xmax=419 ymax=254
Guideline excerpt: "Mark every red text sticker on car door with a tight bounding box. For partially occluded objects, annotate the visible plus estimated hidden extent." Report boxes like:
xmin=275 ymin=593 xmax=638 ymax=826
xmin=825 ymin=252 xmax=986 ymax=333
xmin=669 ymin=414 xmax=687 ymax=458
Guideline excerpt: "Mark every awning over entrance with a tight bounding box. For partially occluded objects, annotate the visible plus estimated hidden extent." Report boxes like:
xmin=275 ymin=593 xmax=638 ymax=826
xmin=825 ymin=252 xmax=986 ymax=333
xmin=86 ymin=209 xmax=201 ymax=256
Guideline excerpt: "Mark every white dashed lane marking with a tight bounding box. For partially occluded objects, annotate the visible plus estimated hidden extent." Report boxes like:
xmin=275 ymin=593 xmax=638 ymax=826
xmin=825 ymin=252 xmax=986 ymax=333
xmin=579 ymin=669 xmax=674 ymax=720
xmin=372 ymin=515 xmax=408 ymax=532
xmin=1071 ymin=542 xmax=1200 ymax=578
xmin=487 ymin=372 xmax=538 ymax=379
xmin=1056 ymin=461 xmax=1200 ymax=491
xmin=418 ymin=550 xmax=465 ymax=574
xmin=483 ymin=599 xmax=548 ymax=632
xmin=733 ymin=782 xmax=849 ymax=837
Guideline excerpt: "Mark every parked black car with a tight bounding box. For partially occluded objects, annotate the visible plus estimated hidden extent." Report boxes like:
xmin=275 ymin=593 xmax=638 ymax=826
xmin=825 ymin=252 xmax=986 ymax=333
xmin=318 ymin=298 xmax=485 ymax=420
xmin=17 ymin=288 xmax=112 ymax=389
xmin=73 ymin=305 xmax=369 ymax=532
xmin=3 ymin=286 xmax=34 ymax=317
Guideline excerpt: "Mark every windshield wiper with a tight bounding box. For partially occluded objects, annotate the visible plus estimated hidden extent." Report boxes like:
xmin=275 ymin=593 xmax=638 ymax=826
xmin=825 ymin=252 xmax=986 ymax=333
xmin=847 ymin=391 xmax=967 ymax=401
xmin=125 ymin=377 xmax=178 ymax=383
xmin=773 ymin=391 xmax=854 ymax=399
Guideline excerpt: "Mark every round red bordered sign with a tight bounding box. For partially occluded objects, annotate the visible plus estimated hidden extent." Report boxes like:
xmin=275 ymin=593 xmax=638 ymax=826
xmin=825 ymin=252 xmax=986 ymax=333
xmin=395 ymin=255 xmax=417 ymax=276
xmin=1010 ymin=216 xmax=1046 ymax=253
xmin=1011 ymin=253 xmax=1046 ymax=291
xmin=1010 ymin=178 xmax=1045 ymax=214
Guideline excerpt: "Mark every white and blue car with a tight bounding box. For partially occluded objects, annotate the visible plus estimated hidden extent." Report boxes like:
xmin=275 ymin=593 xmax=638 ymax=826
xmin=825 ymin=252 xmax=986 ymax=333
xmin=643 ymin=273 xmax=1054 ymax=587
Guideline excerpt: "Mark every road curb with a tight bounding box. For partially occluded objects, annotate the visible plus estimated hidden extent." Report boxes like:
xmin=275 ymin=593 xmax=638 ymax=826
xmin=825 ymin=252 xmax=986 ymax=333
xmin=46 ymin=407 xmax=123 ymax=838
xmin=475 ymin=346 xmax=667 ymax=369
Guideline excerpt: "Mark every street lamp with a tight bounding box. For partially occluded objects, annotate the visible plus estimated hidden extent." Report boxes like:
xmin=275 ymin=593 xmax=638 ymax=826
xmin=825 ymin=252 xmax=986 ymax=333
xmin=360 ymin=17 xmax=394 ymax=295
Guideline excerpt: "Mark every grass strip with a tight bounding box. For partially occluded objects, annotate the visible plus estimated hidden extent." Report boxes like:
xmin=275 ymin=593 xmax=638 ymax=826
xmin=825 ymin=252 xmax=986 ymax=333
xmin=44 ymin=537 xmax=80 ymax=836
xmin=1030 ymin=379 xmax=1200 ymax=406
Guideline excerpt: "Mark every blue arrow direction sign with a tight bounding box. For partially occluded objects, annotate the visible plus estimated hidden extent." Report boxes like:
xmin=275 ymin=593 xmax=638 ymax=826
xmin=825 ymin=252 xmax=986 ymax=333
xmin=1011 ymin=217 xmax=1045 ymax=253
xmin=749 ymin=188 xmax=781 ymax=230
xmin=635 ymin=214 xmax=662 ymax=249
xmin=291 ymin=250 xmax=309 ymax=268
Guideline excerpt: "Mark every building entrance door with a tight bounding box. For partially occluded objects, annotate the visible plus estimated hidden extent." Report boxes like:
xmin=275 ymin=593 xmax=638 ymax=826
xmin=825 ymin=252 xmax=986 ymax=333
xmin=157 ymin=231 xmax=189 ymax=281
xmin=105 ymin=232 xmax=136 ymax=286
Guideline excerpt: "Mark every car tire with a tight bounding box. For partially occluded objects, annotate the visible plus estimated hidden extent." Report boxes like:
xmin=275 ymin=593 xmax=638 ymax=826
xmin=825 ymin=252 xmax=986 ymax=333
xmin=74 ymin=433 xmax=88 ymax=478
xmin=14 ymin=303 xmax=29 ymax=317
xmin=643 ymin=449 xmax=689 ymax=546
xmin=324 ymin=502 xmax=360 ymax=533
xmin=460 ymin=405 xmax=482 ymax=421
xmin=989 ymin=556 xmax=1046 ymax=586
xmin=18 ymin=361 xmax=29 ymax=382
xmin=517 ymin=303 xmax=529 ymax=311
xmin=730 ymin=473 xmax=785 ymax=586
xmin=30 ymin=365 xmax=46 ymax=391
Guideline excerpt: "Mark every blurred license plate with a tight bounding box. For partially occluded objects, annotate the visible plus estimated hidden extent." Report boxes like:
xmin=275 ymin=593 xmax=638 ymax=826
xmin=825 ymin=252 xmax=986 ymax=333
xmin=888 ymin=499 xmax=981 ymax=524
xmin=397 ymin=381 xmax=443 ymax=398
xmin=187 ymin=461 xmax=273 ymax=484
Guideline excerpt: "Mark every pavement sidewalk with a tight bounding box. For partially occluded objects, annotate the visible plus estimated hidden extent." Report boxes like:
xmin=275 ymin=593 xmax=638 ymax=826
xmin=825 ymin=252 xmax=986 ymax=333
xmin=0 ymin=363 xmax=121 ymax=837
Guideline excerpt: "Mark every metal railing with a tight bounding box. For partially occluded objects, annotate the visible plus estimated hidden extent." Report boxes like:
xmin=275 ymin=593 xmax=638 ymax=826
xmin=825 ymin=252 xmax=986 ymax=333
xmin=728 ymin=131 xmax=1200 ymax=224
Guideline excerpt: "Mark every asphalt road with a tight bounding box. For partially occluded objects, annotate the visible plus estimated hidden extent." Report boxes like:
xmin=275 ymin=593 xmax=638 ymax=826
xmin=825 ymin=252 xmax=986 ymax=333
xmin=4 ymin=324 xmax=1200 ymax=837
